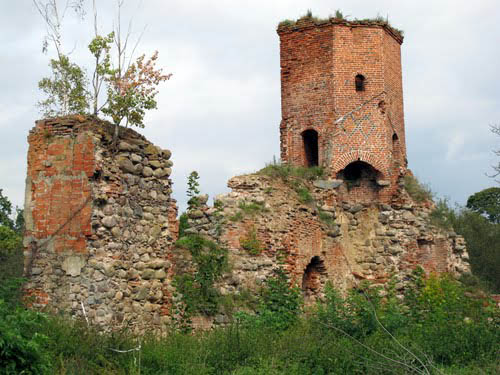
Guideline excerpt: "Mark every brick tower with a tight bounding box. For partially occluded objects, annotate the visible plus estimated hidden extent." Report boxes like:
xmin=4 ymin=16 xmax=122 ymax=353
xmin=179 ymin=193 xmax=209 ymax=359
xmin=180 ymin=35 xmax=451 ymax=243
xmin=277 ymin=17 xmax=406 ymax=202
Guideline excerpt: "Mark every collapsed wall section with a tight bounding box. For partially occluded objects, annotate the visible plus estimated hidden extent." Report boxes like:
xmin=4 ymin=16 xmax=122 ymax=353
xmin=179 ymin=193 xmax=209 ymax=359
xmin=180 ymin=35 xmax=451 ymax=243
xmin=185 ymin=172 xmax=470 ymax=311
xmin=24 ymin=115 xmax=178 ymax=333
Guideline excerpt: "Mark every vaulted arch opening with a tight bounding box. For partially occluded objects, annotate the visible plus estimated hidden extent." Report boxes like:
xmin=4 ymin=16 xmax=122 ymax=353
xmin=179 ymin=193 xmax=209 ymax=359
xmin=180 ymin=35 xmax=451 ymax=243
xmin=340 ymin=161 xmax=378 ymax=183
xmin=336 ymin=161 xmax=382 ymax=202
xmin=302 ymin=256 xmax=326 ymax=297
xmin=302 ymin=129 xmax=319 ymax=167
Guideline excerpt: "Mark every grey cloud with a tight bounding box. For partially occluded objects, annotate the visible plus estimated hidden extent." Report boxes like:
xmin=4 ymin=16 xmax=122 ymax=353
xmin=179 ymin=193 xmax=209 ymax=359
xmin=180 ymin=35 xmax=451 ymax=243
xmin=1 ymin=0 xmax=499 ymax=213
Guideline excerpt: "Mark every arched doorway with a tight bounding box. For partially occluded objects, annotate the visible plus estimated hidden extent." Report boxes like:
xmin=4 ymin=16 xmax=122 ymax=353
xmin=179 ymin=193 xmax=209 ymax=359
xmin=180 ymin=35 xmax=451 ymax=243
xmin=302 ymin=129 xmax=319 ymax=167
xmin=302 ymin=256 xmax=326 ymax=298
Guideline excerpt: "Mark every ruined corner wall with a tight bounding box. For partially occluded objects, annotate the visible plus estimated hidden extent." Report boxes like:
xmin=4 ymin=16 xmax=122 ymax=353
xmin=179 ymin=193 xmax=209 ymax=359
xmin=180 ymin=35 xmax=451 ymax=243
xmin=24 ymin=115 xmax=178 ymax=333
xmin=185 ymin=173 xmax=470 ymax=309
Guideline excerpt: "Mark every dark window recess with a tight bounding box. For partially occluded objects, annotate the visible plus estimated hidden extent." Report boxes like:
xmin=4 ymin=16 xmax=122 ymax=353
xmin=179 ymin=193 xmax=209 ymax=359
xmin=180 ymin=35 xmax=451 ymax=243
xmin=302 ymin=256 xmax=326 ymax=292
xmin=302 ymin=129 xmax=319 ymax=167
xmin=342 ymin=161 xmax=376 ymax=181
xmin=355 ymin=74 xmax=366 ymax=91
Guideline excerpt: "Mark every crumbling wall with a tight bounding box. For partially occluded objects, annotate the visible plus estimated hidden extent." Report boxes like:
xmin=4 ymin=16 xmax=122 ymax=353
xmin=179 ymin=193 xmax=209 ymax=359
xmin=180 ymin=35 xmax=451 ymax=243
xmin=24 ymin=116 xmax=178 ymax=333
xmin=185 ymin=172 xmax=470 ymax=310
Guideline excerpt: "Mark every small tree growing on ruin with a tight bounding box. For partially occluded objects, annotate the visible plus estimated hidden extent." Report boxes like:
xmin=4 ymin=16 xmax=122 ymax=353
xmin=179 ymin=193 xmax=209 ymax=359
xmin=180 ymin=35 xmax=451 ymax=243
xmin=33 ymin=0 xmax=90 ymax=117
xmin=33 ymin=0 xmax=172 ymax=136
xmin=187 ymin=171 xmax=201 ymax=208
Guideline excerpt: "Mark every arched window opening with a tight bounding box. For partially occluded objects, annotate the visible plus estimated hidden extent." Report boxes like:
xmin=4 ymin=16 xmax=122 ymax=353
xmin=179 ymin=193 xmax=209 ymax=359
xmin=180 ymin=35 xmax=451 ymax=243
xmin=302 ymin=129 xmax=319 ymax=167
xmin=355 ymin=74 xmax=365 ymax=91
xmin=392 ymin=133 xmax=401 ymax=167
xmin=302 ymin=256 xmax=326 ymax=294
xmin=337 ymin=161 xmax=379 ymax=186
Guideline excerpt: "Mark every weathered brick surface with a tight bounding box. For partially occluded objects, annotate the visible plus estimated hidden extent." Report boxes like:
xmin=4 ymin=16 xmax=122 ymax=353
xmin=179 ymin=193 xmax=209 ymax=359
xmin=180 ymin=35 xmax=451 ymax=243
xmin=278 ymin=20 xmax=406 ymax=203
xmin=186 ymin=173 xmax=470 ymax=312
xmin=23 ymin=116 xmax=178 ymax=333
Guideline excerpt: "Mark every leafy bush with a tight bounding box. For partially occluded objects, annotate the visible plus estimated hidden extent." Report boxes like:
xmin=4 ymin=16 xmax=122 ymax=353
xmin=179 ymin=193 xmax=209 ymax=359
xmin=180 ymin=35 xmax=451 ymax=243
xmin=174 ymin=235 xmax=229 ymax=316
xmin=178 ymin=212 xmax=189 ymax=238
xmin=403 ymin=175 xmax=433 ymax=203
xmin=237 ymin=269 xmax=302 ymax=331
xmin=0 ymin=300 xmax=51 ymax=374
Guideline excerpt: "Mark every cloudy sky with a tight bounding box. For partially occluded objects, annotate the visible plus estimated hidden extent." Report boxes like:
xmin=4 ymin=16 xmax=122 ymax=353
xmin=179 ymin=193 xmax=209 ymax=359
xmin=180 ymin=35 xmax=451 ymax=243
xmin=1 ymin=0 xmax=499 ymax=213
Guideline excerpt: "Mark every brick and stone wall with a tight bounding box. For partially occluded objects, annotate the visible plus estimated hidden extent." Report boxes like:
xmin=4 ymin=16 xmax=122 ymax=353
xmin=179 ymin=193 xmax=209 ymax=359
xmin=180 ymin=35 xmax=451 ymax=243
xmin=23 ymin=116 xmax=178 ymax=333
xmin=186 ymin=172 xmax=470 ymax=312
xmin=278 ymin=19 xmax=406 ymax=203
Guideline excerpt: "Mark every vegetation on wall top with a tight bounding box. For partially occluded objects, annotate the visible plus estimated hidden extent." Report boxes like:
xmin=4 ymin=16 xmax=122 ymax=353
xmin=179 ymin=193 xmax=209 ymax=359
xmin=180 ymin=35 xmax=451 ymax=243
xmin=278 ymin=9 xmax=404 ymax=40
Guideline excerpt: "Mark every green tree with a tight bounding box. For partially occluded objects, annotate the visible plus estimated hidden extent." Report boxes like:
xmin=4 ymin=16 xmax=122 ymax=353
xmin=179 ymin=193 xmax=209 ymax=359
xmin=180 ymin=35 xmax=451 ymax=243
xmin=34 ymin=0 xmax=171 ymax=130
xmin=33 ymin=0 xmax=89 ymax=117
xmin=466 ymin=187 xmax=500 ymax=223
xmin=38 ymin=55 xmax=90 ymax=117
xmin=0 ymin=189 xmax=13 ymax=229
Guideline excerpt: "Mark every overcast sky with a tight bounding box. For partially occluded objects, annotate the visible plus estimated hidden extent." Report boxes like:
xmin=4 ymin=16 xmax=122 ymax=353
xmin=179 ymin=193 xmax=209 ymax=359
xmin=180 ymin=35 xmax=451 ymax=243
xmin=1 ymin=0 xmax=499 ymax=214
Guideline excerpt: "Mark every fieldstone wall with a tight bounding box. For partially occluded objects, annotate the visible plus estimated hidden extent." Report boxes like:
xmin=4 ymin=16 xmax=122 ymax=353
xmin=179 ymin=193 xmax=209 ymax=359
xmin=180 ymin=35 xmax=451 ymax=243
xmin=185 ymin=172 xmax=470 ymax=310
xmin=24 ymin=115 xmax=178 ymax=333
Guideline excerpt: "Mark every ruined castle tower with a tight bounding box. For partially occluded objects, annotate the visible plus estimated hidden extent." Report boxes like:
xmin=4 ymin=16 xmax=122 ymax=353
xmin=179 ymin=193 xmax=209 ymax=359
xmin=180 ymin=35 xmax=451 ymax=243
xmin=277 ymin=19 xmax=406 ymax=202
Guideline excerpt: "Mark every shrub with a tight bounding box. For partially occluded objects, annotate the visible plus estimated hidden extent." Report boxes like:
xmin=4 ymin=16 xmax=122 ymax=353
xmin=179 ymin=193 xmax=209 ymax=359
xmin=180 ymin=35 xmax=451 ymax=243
xmin=174 ymin=235 xmax=229 ymax=316
xmin=178 ymin=212 xmax=189 ymax=238
xmin=0 ymin=300 xmax=51 ymax=374
xmin=237 ymin=269 xmax=302 ymax=331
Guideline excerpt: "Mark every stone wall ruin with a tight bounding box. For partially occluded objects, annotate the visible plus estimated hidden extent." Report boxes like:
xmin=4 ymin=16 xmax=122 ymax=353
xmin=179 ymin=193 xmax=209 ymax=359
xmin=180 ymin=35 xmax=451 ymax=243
xmin=23 ymin=116 xmax=178 ymax=333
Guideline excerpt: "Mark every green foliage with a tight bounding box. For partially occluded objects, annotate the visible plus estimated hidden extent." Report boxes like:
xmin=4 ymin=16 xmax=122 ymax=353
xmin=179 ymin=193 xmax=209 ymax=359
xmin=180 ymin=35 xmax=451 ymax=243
xmin=258 ymin=162 xmax=322 ymax=205
xmin=429 ymin=198 xmax=457 ymax=229
xmin=174 ymin=235 xmax=228 ymax=316
xmin=187 ymin=171 xmax=201 ymax=208
xmin=239 ymin=226 xmax=262 ymax=256
xmin=100 ymin=51 xmax=171 ymax=128
xmin=334 ymin=9 xmax=345 ymax=19
xmin=0 ymin=299 xmax=51 ymax=374
xmin=0 ymin=225 xmax=21 ymax=258
xmin=426 ymin=196 xmax=500 ymax=292
xmin=451 ymin=208 xmax=500 ymax=292
xmin=237 ymin=269 xmax=302 ymax=331
xmin=38 ymin=54 xmax=90 ymax=117
xmin=318 ymin=209 xmax=336 ymax=227
xmin=1 ymin=271 xmax=497 ymax=374
xmin=258 ymin=162 xmax=323 ymax=182
xmin=228 ymin=211 xmax=244 ymax=222
xmin=466 ymin=187 xmax=500 ymax=223
xmin=88 ymin=32 xmax=114 ymax=115
xmin=296 ymin=186 xmax=313 ymax=204
xmin=0 ymin=189 xmax=13 ymax=229
xmin=277 ymin=11 xmax=404 ymax=38
xmin=403 ymin=174 xmax=433 ymax=203
xmin=229 ymin=201 xmax=267 ymax=222
xmin=178 ymin=212 xmax=189 ymax=238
